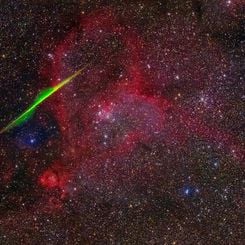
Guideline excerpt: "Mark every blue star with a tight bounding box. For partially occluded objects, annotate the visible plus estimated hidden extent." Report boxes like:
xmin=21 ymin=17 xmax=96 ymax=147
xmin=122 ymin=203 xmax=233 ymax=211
xmin=181 ymin=185 xmax=200 ymax=198
xmin=15 ymin=126 xmax=45 ymax=148
xmin=210 ymin=158 xmax=220 ymax=169
xmin=10 ymin=118 xmax=59 ymax=149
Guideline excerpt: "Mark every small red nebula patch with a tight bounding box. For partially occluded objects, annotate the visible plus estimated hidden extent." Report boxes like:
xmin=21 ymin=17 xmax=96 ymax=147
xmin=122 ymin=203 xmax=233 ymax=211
xmin=39 ymin=169 xmax=59 ymax=189
xmin=39 ymin=162 xmax=70 ymax=190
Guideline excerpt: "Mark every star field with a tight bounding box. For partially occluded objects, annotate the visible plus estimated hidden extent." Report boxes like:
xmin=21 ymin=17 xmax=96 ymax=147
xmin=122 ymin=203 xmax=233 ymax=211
xmin=0 ymin=1 xmax=244 ymax=244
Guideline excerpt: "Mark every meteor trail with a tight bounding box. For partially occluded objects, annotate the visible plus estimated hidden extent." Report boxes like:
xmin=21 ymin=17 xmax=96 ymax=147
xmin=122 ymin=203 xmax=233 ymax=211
xmin=0 ymin=66 xmax=88 ymax=134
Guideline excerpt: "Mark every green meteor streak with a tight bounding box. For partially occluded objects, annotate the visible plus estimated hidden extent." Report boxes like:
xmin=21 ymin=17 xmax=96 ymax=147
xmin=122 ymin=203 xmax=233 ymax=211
xmin=0 ymin=66 xmax=87 ymax=134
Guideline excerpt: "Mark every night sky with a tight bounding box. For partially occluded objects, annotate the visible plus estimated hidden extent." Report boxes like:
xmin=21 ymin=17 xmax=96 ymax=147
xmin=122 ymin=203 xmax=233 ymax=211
xmin=0 ymin=1 xmax=244 ymax=244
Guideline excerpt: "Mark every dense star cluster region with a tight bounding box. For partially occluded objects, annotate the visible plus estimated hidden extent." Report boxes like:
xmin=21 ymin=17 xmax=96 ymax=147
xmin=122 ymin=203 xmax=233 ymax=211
xmin=0 ymin=1 xmax=244 ymax=244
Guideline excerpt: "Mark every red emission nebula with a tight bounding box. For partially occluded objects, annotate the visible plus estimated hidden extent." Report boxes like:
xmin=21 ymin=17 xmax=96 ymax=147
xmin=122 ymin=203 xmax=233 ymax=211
xmin=39 ymin=8 xmax=243 ymax=199
xmin=0 ymin=1 xmax=244 ymax=243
